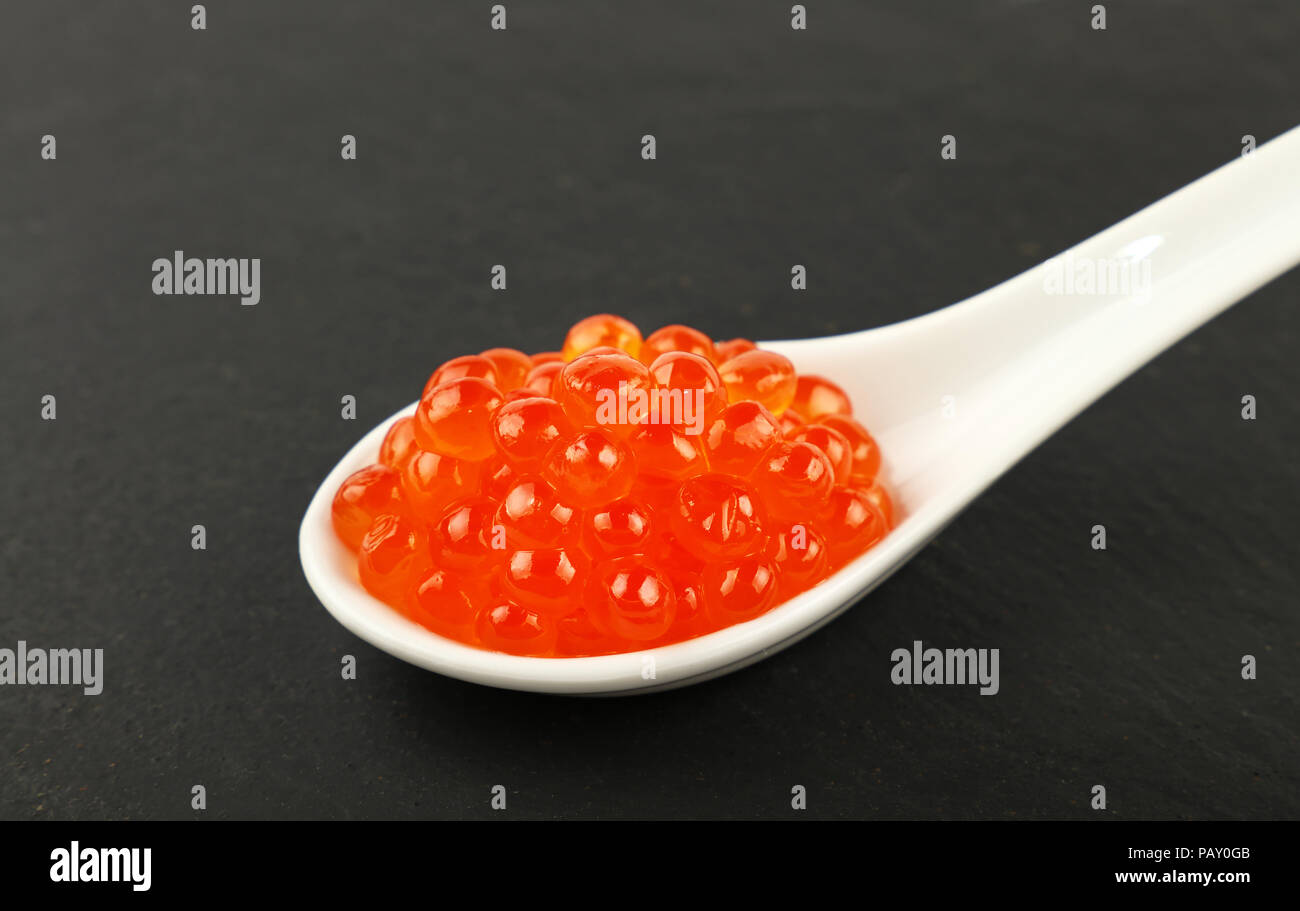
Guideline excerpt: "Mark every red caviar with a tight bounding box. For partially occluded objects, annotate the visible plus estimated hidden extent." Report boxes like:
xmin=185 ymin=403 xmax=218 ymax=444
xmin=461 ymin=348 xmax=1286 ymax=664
xmin=717 ymin=349 xmax=797 ymax=415
xmin=333 ymin=316 xmax=895 ymax=656
xmin=640 ymin=324 xmax=716 ymax=364
xmin=479 ymin=348 xmax=532 ymax=392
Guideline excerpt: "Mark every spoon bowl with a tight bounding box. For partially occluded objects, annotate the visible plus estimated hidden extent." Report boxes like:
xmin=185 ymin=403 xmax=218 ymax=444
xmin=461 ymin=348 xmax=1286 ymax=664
xmin=300 ymin=402 xmax=927 ymax=694
xmin=300 ymin=125 xmax=1300 ymax=694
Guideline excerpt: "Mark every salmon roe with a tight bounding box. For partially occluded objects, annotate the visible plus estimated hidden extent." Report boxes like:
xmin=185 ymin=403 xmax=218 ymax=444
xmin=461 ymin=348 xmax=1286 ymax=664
xmin=333 ymin=316 xmax=895 ymax=657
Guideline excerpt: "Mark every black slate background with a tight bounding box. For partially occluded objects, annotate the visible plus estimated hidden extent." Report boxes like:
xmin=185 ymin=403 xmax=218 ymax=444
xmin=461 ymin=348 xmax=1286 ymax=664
xmin=1 ymin=1 xmax=1297 ymax=820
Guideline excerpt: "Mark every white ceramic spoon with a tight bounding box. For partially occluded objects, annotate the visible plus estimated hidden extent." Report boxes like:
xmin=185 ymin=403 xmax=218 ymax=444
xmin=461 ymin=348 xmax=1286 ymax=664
xmin=301 ymin=126 xmax=1300 ymax=695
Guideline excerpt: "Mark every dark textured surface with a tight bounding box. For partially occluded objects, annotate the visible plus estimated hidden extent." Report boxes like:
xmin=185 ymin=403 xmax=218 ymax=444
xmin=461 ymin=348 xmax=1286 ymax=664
xmin=1 ymin=1 xmax=1297 ymax=819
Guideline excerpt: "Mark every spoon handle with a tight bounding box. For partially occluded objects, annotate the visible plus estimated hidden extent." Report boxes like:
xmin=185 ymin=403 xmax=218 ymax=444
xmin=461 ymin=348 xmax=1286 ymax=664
xmin=977 ymin=123 xmax=1300 ymax=398
xmin=769 ymin=125 xmax=1300 ymax=489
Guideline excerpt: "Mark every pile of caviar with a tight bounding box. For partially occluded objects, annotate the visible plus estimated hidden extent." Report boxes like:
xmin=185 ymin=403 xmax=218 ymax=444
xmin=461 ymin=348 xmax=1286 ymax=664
xmin=332 ymin=314 xmax=893 ymax=657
